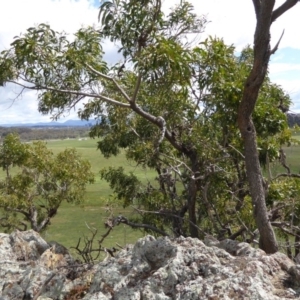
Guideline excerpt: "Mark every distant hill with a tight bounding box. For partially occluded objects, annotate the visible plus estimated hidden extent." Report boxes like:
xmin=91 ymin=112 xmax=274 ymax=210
xmin=287 ymin=113 xmax=300 ymax=128
xmin=3 ymin=114 xmax=297 ymax=128
xmin=0 ymin=119 xmax=98 ymax=128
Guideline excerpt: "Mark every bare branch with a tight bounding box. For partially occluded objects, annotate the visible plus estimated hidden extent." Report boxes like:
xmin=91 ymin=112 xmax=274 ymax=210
xmin=99 ymin=220 xmax=114 ymax=244
xmin=202 ymin=181 xmax=220 ymax=232
xmin=71 ymin=223 xmax=118 ymax=264
xmin=129 ymin=126 xmax=141 ymax=138
xmin=272 ymin=0 xmax=299 ymax=22
xmin=268 ymin=204 xmax=286 ymax=221
xmin=270 ymin=30 xmax=285 ymax=54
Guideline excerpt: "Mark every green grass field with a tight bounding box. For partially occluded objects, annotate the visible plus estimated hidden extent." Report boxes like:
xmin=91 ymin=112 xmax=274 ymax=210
xmin=271 ymin=135 xmax=300 ymax=175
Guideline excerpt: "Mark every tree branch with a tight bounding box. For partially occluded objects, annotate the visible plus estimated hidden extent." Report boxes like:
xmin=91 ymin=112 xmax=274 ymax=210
xmin=12 ymin=76 xmax=184 ymax=153
xmin=129 ymin=102 xmax=184 ymax=152
xmin=114 ymin=215 xmax=169 ymax=236
xmin=273 ymin=173 xmax=300 ymax=180
xmin=0 ymin=205 xmax=30 ymax=218
xmin=270 ymin=30 xmax=285 ymax=54
xmin=271 ymin=0 xmax=299 ymax=22
xmin=271 ymin=221 xmax=300 ymax=238
xmin=278 ymin=148 xmax=290 ymax=174
xmin=228 ymin=144 xmax=245 ymax=159
xmin=228 ymin=227 xmax=246 ymax=240
xmin=131 ymin=73 xmax=142 ymax=104
xmin=159 ymin=152 xmax=193 ymax=174
xmin=155 ymin=116 xmax=166 ymax=152
xmin=131 ymin=208 xmax=207 ymax=236
xmin=157 ymin=154 xmax=190 ymax=190
xmin=86 ymin=64 xmax=132 ymax=103
xmin=36 ymin=216 xmax=51 ymax=232
xmin=7 ymin=80 xmax=131 ymax=108
xmin=235 ymin=210 xmax=257 ymax=239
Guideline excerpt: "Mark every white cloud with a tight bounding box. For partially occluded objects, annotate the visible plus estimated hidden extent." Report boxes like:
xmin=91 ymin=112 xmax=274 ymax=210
xmin=0 ymin=0 xmax=98 ymax=50
xmin=0 ymin=0 xmax=99 ymax=124
xmin=1 ymin=0 xmax=300 ymax=124
xmin=191 ymin=0 xmax=255 ymax=50
xmin=269 ymin=63 xmax=300 ymax=75
xmin=192 ymin=0 xmax=300 ymax=50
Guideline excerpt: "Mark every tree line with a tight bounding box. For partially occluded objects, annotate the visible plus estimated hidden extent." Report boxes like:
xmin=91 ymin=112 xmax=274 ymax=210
xmin=0 ymin=126 xmax=89 ymax=141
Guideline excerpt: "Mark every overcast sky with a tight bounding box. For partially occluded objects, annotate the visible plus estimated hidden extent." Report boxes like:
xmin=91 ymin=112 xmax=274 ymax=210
xmin=0 ymin=0 xmax=300 ymax=124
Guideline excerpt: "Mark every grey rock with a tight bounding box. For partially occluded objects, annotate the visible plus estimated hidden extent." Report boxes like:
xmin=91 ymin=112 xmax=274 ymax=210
xmin=0 ymin=230 xmax=300 ymax=299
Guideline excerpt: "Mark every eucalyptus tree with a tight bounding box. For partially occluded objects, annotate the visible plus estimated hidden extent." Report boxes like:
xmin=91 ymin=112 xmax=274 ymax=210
xmin=0 ymin=133 xmax=94 ymax=232
xmin=0 ymin=0 xmax=296 ymax=252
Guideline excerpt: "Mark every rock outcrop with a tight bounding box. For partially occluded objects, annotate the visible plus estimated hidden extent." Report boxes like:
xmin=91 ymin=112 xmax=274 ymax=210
xmin=0 ymin=230 xmax=300 ymax=299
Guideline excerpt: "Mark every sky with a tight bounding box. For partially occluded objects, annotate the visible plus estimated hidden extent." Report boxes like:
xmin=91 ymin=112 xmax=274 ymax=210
xmin=0 ymin=0 xmax=300 ymax=124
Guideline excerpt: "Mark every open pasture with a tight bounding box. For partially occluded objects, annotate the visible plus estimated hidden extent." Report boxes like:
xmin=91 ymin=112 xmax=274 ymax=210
xmin=271 ymin=139 xmax=300 ymax=175
xmin=43 ymin=138 xmax=158 ymax=256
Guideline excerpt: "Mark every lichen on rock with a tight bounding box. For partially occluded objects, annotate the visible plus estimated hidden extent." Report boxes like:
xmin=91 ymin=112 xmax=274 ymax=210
xmin=0 ymin=230 xmax=300 ymax=299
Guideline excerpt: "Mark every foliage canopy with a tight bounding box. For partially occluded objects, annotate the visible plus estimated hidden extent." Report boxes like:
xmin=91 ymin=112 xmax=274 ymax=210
xmin=0 ymin=133 xmax=94 ymax=232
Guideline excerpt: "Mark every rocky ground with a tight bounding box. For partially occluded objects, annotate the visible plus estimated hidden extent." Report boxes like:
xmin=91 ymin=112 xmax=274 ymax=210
xmin=0 ymin=230 xmax=300 ymax=299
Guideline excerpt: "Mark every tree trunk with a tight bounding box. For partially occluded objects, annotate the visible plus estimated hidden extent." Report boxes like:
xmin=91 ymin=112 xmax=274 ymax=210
xmin=187 ymin=150 xmax=199 ymax=238
xmin=30 ymin=206 xmax=39 ymax=232
xmin=285 ymin=235 xmax=293 ymax=259
xmin=295 ymin=233 xmax=300 ymax=257
xmin=237 ymin=0 xmax=278 ymax=253
xmin=240 ymin=121 xmax=278 ymax=253
xmin=238 ymin=0 xmax=300 ymax=254
xmin=187 ymin=177 xmax=198 ymax=238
